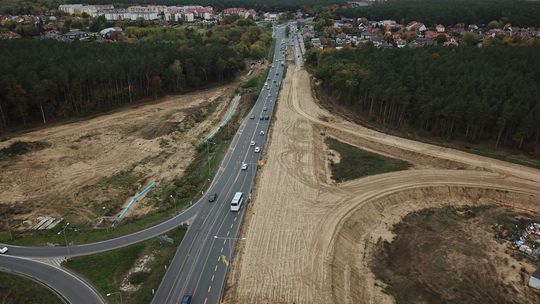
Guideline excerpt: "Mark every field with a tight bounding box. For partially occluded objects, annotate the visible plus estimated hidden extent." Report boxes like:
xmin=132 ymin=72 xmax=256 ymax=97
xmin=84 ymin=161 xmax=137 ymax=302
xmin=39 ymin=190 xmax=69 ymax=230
xmin=224 ymin=49 xmax=540 ymax=303
xmin=325 ymin=137 xmax=410 ymax=182
xmin=0 ymin=61 xmax=266 ymax=238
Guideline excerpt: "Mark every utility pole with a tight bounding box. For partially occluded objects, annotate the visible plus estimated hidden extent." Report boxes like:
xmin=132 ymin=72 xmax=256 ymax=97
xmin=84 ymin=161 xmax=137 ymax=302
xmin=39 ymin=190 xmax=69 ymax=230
xmin=4 ymin=215 xmax=12 ymax=241
xmin=206 ymin=140 xmax=211 ymax=178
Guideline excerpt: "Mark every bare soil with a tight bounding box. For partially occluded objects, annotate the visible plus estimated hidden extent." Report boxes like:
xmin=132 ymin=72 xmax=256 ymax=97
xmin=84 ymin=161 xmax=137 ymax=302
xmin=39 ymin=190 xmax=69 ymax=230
xmin=0 ymin=62 xmax=266 ymax=230
xmin=225 ymin=53 xmax=540 ymax=304
xmin=370 ymin=205 xmax=540 ymax=304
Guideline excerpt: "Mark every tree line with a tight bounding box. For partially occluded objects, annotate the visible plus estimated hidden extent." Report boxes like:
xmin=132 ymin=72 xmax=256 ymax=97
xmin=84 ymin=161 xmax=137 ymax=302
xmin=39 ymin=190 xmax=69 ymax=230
xmin=336 ymin=0 xmax=540 ymax=27
xmin=0 ymin=23 xmax=271 ymax=131
xmin=308 ymin=46 xmax=540 ymax=151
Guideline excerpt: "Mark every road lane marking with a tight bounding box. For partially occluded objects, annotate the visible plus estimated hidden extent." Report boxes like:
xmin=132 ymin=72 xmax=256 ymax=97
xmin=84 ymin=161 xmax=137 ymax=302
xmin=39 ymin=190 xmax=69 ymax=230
xmin=226 ymin=230 xmax=230 ymax=236
xmin=204 ymin=298 xmax=208 ymax=304
xmin=234 ymin=217 xmax=237 ymax=222
xmin=230 ymin=224 xmax=233 ymax=229
xmin=186 ymin=35 xmax=287 ymax=297
xmin=208 ymin=286 xmax=212 ymax=293
xmin=221 ymin=247 xmax=224 ymax=253
xmin=211 ymin=274 xmax=215 ymax=281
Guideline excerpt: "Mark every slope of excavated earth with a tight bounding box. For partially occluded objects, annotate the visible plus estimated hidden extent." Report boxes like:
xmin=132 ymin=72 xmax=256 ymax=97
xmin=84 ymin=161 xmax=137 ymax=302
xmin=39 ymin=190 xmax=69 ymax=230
xmin=0 ymin=62 xmax=266 ymax=229
xmin=225 ymin=55 xmax=540 ymax=304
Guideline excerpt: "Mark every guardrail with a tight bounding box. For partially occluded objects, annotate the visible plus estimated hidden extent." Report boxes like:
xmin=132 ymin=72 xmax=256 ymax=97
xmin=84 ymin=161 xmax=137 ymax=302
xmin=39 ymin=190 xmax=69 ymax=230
xmin=204 ymin=93 xmax=241 ymax=143
xmin=112 ymin=181 xmax=157 ymax=228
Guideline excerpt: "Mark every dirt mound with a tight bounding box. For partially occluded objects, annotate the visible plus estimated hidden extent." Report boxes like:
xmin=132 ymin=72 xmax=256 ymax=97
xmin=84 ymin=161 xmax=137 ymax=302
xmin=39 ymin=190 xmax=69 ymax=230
xmin=371 ymin=205 xmax=540 ymax=304
xmin=0 ymin=140 xmax=49 ymax=161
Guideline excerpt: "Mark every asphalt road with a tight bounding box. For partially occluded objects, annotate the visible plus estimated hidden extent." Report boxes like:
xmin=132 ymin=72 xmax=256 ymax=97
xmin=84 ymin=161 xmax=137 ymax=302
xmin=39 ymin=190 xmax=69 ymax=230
xmin=0 ymin=24 xmax=291 ymax=304
xmin=0 ymin=255 xmax=105 ymax=304
xmin=151 ymin=25 xmax=290 ymax=304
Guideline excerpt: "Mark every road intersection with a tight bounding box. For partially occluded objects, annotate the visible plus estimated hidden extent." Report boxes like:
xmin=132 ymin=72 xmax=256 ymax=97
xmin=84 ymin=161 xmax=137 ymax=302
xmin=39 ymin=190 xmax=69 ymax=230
xmin=0 ymin=24 xmax=290 ymax=304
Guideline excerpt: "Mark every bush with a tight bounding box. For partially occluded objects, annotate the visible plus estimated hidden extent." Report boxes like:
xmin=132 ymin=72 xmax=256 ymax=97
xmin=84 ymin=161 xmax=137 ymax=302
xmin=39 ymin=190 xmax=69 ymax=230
xmin=129 ymin=271 xmax=151 ymax=285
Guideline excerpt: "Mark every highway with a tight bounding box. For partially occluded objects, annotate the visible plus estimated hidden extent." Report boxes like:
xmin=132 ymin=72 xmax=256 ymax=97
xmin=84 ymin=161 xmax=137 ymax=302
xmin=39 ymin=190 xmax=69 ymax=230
xmin=0 ymin=24 xmax=290 ymax=304
xmin=151 ymin=24 xmax=289 ymax=304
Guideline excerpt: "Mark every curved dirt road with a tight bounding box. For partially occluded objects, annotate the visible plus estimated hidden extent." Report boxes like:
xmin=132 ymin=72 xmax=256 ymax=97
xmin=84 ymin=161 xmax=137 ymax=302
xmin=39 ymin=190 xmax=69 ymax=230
xmin=225 ymin=57 xmax=540 ymax=304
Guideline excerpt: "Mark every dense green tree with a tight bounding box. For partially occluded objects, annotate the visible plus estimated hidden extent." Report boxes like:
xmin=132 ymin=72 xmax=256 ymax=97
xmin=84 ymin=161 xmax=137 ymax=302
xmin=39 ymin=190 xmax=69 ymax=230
xmin=310 ymin=46 xmax=540 ymax=151
xmin=336 ymin=0 xmax=540 ymax=27
xmin=0 ymin=23 xmax=271 ymax=132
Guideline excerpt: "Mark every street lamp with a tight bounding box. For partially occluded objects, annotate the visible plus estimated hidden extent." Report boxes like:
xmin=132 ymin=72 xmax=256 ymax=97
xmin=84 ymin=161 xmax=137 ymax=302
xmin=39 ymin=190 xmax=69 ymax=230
xmin=106 ymin=291 xmax=123 ymax=304
xmin=205 ymin=139 xmax=213 ymax=178
xmin=213 ymin=235 xmax=246 ymax=264
xmin=170 ymin=194 xmax=177 ymax=215
xmin=57 ymin=222 xmax=70 ymax=257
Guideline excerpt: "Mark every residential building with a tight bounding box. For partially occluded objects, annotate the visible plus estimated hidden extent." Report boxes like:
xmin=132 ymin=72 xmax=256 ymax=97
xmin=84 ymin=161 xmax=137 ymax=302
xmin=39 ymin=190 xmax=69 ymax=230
xmin=223 ymin=8 xmax=256 ymax=19
xmin=0 ymin=31 xmax=21 ymax=39
xmin=436 ymin=24 xmax=446 ymax=33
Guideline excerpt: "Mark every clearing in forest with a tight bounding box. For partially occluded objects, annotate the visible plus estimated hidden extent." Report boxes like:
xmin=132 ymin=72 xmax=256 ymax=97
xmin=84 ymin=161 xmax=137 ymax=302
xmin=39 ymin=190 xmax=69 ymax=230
xmin=0 ymin=62 xmax=266 ymax=234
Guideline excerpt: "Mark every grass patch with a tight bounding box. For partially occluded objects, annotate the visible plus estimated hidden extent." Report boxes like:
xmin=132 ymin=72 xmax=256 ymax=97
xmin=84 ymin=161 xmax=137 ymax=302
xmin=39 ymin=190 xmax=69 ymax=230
xmin=325 ymin=137 xmax=410 ymax=182
xmin=0 ymin=272 xmax=64 ymax=304
xmin=462 ymin=143 xmax=540 ymax=169
xmin=64 ymin=226 xmax=186 ymax=304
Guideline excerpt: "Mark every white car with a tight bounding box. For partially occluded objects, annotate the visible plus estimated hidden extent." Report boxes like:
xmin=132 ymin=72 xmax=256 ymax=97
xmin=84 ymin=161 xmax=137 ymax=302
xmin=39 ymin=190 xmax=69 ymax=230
xmin=254 ymin=147 xmax=260 ymax=153
xmin=0 ymin=246 xmax=8 ymax=254
xmin=260 ymin=130 xmax=265 ymax=136
xmin=241 ymin=163 xmax=248 ymax=170
xmin=250 ymin=140 xmax=255 ymax=146
xmin=263 ymin=107 xmax=267 ymax=111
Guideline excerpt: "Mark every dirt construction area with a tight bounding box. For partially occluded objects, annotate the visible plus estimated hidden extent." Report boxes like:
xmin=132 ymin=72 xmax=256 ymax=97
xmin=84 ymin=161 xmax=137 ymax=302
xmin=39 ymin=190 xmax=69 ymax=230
xmin=225 ymin=55 xmax=540 ymax=303
xmin=0 ymin=63 xmax=264 ymax=230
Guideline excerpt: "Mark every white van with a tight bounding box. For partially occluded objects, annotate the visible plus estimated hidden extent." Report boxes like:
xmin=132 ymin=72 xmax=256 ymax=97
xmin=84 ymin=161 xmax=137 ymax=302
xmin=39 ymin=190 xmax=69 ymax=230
xmin=230 ymin=192 xmax=244 ymax=212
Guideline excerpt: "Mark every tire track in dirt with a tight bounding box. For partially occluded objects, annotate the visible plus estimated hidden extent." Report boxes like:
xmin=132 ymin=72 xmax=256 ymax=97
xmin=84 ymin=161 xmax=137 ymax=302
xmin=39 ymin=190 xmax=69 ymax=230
xmin=225 ymin=57 xmax=540 ymax=304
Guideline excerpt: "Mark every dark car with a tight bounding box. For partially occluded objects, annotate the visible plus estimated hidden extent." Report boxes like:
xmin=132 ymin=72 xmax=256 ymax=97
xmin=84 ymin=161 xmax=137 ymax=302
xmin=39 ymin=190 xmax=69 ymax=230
xmin=181 ymin=294 xmax=192 ymax=304
xmin=264 ymin=116 xmax=270 ymax=120
xmin=208 ymin=193 xmax=217 ymax=202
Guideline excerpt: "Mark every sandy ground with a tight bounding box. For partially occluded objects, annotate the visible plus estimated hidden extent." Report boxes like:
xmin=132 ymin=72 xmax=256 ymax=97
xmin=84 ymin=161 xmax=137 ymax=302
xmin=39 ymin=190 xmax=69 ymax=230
xmin=0 ymin=62 xmax=265 ymax=228
xmin=225 ymin=55 xmax=540 ymax=303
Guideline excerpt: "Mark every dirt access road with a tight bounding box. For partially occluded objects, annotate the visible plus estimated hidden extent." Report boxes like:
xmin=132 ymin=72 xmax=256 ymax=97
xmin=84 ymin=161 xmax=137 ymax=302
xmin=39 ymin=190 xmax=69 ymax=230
xmin=225 ymin=55 xmax=540 ymax=303
xmin=0 ymin=62 xmax=265 ymax=229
